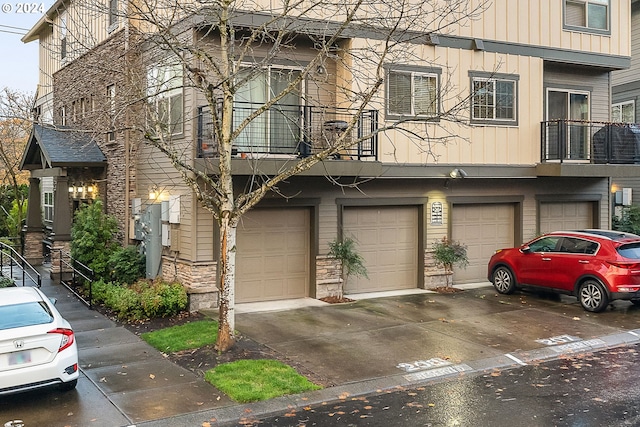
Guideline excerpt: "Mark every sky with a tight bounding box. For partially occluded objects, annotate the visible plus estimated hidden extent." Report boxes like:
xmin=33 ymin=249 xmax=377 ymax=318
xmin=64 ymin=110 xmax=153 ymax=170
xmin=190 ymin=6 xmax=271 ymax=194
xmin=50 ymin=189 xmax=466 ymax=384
xmin=0 ymin=2 xmax=54 ymax=94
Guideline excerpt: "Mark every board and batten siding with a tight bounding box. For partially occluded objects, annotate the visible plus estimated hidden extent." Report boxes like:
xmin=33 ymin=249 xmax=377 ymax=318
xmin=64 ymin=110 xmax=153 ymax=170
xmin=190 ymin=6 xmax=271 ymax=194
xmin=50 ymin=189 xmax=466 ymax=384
xmin=544 ymin=64 xmax=611 ymax=122
xmin=612 ymin=2 xmax=640 ymax=87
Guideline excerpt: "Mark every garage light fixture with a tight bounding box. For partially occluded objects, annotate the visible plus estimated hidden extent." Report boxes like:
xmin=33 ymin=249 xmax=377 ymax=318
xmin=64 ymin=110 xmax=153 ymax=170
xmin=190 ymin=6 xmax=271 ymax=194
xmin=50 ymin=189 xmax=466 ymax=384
xmin=449 ymin=168 xmax=468 ymax=179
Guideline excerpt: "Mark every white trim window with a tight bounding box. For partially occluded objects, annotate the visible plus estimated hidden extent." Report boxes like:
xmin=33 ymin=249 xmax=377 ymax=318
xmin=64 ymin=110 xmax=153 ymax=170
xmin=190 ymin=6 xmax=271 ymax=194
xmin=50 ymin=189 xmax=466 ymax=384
xmin=612 ymin=100 xmax=635 ymax=123
xmin=108 ymin=0 xmax=118 ymax=29
xmin=107 ymin=84 xmax=116 ymax=141
xmin=471 ymin=77 xmax=517 ymax=124
xmin=43 ymin=192 xmax=54 ymax=224
xmin=565 ymin=0 xmax=609 ymax=32
xmin=60 ymin=10 xmax=68 ymax=60
xmin=147 ymin=59 xmax=184 ymax=136
xmin=387 ymin=69 xmax=439 ymax=118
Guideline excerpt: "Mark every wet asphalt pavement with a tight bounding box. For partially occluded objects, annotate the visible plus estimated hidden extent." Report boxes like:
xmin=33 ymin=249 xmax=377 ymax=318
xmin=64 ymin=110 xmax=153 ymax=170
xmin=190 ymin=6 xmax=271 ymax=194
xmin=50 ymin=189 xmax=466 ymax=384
xmin=233 ymin=344 xmax=640 ymax=426
xmin=4 ymin=272 xmax=640 ymax=426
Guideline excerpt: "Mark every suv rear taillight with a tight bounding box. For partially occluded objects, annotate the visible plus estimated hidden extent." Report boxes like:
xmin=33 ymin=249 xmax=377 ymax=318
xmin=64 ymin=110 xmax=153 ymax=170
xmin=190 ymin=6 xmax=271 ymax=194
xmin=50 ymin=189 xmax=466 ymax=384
xmin=48 ymin=328 xmax=75 ymax=352
xmin=606 ymin=261 xmax=640 ymax=270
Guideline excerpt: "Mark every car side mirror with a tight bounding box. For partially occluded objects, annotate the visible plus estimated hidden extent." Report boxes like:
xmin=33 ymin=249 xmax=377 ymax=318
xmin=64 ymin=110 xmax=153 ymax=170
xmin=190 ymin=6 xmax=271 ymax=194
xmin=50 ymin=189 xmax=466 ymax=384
xmin=49 ymin=297 xmax=58 ymax=305
xmin=520 ymin=246 xmax=531 ymax=254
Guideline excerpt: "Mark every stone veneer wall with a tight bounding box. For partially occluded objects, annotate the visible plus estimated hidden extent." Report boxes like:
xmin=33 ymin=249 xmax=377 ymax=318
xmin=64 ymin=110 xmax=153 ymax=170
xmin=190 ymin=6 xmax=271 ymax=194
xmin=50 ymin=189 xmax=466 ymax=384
xmin=49 ymin=240 xmax=72 ymax=280
xmin=23 ymin=231 xmax=43 ymax=266
xmin=161 ymin=256 xmax=218 ymax=312
xmin=315 ymin=255 xmax=343 ymax=298
xmin=424 ymin=249 xmax=452 ymax=289
xmin=53 ymin=29 xmax=141 ymax=243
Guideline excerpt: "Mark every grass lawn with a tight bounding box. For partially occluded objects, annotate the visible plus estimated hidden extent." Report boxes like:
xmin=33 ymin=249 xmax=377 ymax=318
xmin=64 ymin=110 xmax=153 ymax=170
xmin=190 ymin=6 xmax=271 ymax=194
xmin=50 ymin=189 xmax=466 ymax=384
xmin=205 ymin=359 xmax=322 ymax=403
xmin=141 ymin=320 xmax=218 ymax=352
xmin=141 ymin=319 xmax=322 ymax=402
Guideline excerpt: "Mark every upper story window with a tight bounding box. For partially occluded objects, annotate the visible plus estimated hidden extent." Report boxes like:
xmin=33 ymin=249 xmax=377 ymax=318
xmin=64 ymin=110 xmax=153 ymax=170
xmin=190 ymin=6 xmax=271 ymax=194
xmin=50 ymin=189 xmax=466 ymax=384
xmin=612 ymin=100 xmax=635 ymax=123
xmin=60 ymin=10 xmax=68 ymax=60
xmin=386 ymin=66 xmax=440 ymax=120
xmin=107 ymin=84 xmax=116 ymax=141
xmin=108 ymin=0 xmax=118 ymax=29
xmin=147 ymin=59 xmax=184 ymax=136
xmin=470 ymin=72 xmax=518 ymax=125
xmin=564 ymin=0 xmax=610 ymax=33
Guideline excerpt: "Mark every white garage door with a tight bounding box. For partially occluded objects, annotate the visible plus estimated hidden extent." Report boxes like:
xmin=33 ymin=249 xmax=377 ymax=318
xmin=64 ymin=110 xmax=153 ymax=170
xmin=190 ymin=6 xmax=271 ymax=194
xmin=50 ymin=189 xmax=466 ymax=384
xmin=451 ymin=204 xmax=515 ymax=284
xmin=540 ymin=202 xmax=593 ymax=234
xmin=343 ymin=206 xmax=418 ymax=293
xmin=236 ymin=208 xmax=310 ymax=303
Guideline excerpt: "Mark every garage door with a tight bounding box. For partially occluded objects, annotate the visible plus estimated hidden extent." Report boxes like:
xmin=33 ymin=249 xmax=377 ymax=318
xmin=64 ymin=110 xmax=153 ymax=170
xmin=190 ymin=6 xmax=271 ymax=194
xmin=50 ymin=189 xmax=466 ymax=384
xmin=236 ymin=208 xmax=310 ymax=303
xmin=343 ymin=206 xmax=418 ymax=293
xmin=451 ymin=204 xmax=515 ymax=283
xmin=540 ymin=202 xmax=594 ymax=234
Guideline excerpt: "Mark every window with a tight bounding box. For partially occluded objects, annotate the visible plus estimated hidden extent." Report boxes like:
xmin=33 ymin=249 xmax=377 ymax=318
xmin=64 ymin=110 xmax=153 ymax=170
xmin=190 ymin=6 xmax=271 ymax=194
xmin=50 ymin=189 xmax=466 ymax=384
xmin=60 ymin=106 xmax=66 ymax=126
xmin=234 ymin=66 xmax=302 ymax=153
xmin=60 ymin=11 xmax=67 ymax=60
xmin=43 ymin=192 xmax=53 ymax=224
xmin=612 ymin=101 xmax=635 ymax=123
xmin=470 ymin=74 xmax=518 ymax=124
xmin=565 ymin=0 xmax=609 ymax=32
xmin=107 ymin=84 xmax=116 ymax=141
xmin=387 ymin=68 xmax=439 ymax=118
xmin=108 ymin=0 xmax=118 ymax=28
xmin=147 ymin=59 xmax=183 ymax=136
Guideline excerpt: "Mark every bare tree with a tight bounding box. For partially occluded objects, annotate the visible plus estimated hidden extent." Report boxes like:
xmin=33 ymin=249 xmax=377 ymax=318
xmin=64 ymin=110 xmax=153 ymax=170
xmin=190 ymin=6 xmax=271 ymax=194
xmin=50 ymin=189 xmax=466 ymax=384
xmin=137 ymin=0 xmax=491 ymax=352
xmin=0 ymin=88 xmax=33 ymax=235
xmin=45 ymin=0 xmax=490 ymax=351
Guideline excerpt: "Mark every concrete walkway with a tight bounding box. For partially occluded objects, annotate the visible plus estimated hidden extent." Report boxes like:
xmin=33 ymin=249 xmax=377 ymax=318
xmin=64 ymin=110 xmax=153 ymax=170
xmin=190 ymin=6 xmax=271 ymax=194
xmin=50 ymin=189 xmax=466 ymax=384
xmin=35 ymin=267 xmax=640 ymax=426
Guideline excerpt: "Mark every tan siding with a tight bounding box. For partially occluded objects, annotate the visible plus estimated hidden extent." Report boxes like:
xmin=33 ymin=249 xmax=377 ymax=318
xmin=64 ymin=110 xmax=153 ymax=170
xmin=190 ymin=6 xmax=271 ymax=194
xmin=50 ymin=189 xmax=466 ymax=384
xmin=613 ymin=3 xmax=640 ymax=87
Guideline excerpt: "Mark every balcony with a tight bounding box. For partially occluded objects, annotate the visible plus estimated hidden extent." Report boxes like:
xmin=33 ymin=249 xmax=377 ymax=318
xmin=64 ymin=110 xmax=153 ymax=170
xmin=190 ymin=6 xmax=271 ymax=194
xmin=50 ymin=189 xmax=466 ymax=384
xmin=541 ymin=120 xmax=640 ymax=164
xmin=197 ymin=103 xmax=378 ymax=161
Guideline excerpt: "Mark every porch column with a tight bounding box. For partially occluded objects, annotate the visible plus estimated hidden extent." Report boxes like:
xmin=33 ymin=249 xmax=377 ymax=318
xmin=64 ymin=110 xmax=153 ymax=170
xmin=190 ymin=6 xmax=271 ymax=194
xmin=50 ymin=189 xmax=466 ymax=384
xmin=23 ymin=176 xmax=43 ymax=265
xmin=50 ymin=175 xmax=72 ymax=280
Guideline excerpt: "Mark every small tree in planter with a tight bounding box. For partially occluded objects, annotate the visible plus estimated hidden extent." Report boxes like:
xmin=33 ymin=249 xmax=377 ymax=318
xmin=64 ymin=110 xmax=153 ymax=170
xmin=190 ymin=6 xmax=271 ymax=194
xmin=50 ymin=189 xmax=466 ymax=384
xmin=328 ymin=237 xmax=368 ymax=300
xmin=431 ymin=237 xmax=469 ymax=288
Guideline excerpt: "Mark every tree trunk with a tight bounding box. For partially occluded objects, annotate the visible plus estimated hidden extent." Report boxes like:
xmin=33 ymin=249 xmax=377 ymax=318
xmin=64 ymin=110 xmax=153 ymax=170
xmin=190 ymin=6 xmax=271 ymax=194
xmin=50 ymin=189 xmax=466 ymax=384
xmin=215 ymin=212 xmax=237 ymax=352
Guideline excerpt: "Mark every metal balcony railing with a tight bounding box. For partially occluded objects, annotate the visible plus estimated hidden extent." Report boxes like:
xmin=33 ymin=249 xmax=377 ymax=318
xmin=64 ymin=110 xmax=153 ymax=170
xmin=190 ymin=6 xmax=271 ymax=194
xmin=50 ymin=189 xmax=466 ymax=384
xmin=198 ymin=103 xmax=378 ymax=160
xmin=541 ymin=120 xmax=640 ymax=164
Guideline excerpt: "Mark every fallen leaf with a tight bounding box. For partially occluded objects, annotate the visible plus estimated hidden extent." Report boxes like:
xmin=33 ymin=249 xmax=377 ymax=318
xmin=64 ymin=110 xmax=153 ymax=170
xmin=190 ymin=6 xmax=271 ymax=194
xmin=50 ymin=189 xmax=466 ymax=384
xmin=202 ymin=422 xmax=211 ymax=427
xmin=573 ymin=317 xmax=581 ymax=321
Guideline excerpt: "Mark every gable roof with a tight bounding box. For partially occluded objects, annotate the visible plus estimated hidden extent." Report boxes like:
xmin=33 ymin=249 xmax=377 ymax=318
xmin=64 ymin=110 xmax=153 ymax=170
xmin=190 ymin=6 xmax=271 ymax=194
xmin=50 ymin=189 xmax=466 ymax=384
xmin=20 ymin=124 xmax=107 ymax=170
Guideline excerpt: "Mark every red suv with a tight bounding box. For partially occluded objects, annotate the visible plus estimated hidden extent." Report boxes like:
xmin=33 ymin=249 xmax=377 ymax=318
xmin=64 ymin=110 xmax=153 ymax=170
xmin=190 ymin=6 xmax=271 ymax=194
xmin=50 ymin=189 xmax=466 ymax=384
xmin=488 ymin=229 xmax=640 ymax=312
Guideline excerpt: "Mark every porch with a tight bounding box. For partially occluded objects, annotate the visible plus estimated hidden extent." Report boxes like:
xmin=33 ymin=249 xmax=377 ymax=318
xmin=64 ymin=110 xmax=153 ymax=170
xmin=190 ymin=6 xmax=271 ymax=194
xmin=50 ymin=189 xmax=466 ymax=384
xmin=197 ymin=103 xmax=379 ymax=161
xmin=541 ymin=120 xmax=640 ymax=164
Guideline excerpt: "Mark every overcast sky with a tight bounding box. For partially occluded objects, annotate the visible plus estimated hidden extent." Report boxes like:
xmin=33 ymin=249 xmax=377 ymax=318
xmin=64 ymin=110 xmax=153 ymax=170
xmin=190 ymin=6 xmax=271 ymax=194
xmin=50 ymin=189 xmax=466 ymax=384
xmin=0 ymin=3 xmax=53 ymax=94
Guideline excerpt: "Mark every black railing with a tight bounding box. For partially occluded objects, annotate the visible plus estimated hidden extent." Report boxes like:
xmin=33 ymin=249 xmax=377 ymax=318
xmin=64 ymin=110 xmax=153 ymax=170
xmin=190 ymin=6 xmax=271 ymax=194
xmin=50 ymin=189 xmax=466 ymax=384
xmin=58 ymin=250 xmax=95 ymax=309
xmin=541 ymin=120 xmax=640 ymax=164
xmin=198 ymin=103 xmax=378 ymax=160
xmin=0 ymin=241 xmax=41 ymax=287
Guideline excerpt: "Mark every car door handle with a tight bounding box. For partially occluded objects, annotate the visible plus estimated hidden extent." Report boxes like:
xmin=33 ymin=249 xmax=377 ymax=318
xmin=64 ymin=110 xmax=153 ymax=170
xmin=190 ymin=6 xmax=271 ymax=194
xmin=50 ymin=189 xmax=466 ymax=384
xmin=578 ymin=260 xmax=589 ymax=264
xmin=542 ymin=257 xmax=551 ymax=261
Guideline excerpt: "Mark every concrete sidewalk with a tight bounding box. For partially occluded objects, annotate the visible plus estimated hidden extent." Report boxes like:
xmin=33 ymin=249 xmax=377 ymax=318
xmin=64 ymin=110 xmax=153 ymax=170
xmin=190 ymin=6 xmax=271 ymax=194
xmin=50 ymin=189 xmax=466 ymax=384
xmin=39 ymin=268 xmax=640 ymax=426
xmin=37 ymin=268 xmax=233 ymax=426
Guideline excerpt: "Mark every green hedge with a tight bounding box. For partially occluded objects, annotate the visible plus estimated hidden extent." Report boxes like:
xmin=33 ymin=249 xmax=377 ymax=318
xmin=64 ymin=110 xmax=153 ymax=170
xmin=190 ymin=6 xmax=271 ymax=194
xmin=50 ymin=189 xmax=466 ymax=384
xmin=90 ymin=279 xmax=187 ymax=320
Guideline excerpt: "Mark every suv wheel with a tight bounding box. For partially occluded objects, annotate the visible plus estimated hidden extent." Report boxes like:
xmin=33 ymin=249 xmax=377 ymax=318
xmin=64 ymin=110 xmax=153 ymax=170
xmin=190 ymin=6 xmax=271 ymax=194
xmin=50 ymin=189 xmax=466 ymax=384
xmin=579 ymin=280 xmax=609 ymax=313
xmin=492 ymin=266 xmax=516 ymax=294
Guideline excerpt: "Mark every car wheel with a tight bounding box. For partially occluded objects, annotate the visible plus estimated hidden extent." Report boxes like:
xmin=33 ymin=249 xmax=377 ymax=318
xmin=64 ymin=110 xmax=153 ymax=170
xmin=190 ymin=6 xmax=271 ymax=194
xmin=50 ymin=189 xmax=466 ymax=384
xmin=579 ymin=280 xmax=609 ymax=313
xmin=492 ymin=266 xmax=516 ymax=294
xmin=59 ymin=379 xmax=77 ymax=392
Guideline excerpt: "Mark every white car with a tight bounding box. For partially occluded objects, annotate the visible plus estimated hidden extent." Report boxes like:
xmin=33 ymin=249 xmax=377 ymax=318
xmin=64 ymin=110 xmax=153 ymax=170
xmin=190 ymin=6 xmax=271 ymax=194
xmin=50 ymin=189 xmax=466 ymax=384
xmin=0 ymin=286 xmax=79 ymax=395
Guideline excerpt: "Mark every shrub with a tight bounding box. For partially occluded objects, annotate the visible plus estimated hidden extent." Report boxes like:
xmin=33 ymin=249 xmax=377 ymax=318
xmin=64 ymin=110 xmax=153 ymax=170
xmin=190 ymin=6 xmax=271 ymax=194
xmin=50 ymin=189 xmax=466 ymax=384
xmin=94 ymin=279 xmax=188 ymax=321
xmin=109 ymin=246 xmax=145 ymax=284
xmin=0 ymin=277 xmax=15 ymax=288
xmin=613 ymin=205 xmax=640 ymax=235
xmin=71 ymin=200 xmax=119 ymax=279
xmin=431 ymin=237 xmax=469 ymax=287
